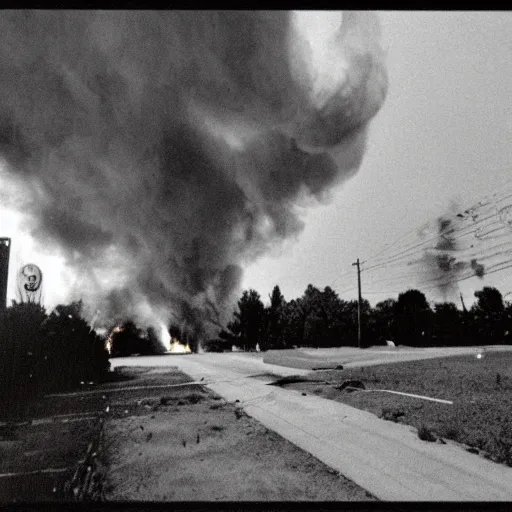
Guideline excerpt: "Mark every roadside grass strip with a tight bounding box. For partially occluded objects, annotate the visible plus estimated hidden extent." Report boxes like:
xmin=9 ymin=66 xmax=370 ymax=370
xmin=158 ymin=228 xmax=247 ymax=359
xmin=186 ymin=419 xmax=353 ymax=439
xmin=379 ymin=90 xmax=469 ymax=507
xmin=283 ymin=351 xmax=512 ymax=466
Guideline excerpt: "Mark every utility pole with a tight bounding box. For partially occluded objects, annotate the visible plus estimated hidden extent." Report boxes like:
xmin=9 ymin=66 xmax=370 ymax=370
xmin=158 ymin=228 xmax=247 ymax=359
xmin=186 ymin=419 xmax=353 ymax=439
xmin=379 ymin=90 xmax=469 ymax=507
xmin=352 ymin=258 xmax=362 ymax=349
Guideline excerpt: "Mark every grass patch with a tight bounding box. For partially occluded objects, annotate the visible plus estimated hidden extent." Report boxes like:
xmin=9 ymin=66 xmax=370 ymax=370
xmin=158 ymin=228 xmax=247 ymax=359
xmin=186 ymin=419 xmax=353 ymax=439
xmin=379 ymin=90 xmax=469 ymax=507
xmin=301 ymin=351 xmax=512 ymax=466
xmin=379 ymin=407 xmax=405 ymax=423
xmin=181 ymin=392 xmax=205 ymax=404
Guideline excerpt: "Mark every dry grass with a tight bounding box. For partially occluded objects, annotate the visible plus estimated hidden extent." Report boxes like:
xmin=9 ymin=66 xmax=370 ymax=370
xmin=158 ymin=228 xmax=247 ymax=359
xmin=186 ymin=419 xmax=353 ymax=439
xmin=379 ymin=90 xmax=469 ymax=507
xmin=100 ymin=375 xmax=377 ymax=501
xmin=284 ymin=351 xmax=512 ymax=466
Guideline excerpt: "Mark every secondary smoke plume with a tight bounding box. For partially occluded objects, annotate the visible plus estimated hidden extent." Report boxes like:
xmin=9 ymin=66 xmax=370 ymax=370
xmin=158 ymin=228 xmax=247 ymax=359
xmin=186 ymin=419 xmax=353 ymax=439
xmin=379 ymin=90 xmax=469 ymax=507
xmin=420 ymin=208 xmax=486 ymax=298
xmin=0 ymin=11 xmax=387 ymax=338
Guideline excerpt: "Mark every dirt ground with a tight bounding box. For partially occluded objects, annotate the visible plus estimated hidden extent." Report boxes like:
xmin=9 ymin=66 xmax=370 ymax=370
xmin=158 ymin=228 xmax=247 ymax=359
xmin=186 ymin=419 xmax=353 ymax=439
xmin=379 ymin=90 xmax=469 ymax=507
xmin=0 ymin=392 xmax=106 ymax=502
xmin=100 ymin=366 xmax=376 ymax=502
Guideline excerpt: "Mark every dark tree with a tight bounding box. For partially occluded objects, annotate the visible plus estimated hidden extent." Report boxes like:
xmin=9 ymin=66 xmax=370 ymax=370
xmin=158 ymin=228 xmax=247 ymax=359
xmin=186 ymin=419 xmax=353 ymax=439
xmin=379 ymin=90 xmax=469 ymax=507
xmin=109 ymin=320 xmax=145 ymax=357
xmin=279 ymin=285 xmax=363 ymax=348
xmin=144 ymin=326 xmax=167 ymax=355
xmin=41 ymin=301 xmax=110 ymax=390
xmin=366 ymin=298 xmax=398 ymax=345
xmin=293 ymin=285 xmax=344 ymax=348
xmin=473 ymin=286 xmax=505 ymax=314
xmin=395 ymin=289 xmax=433 ymax=346
xmin=281 ymin=298 xmax=308 ymax=348
xmin=202 ymin=337 xmax=232 ymax=352
xmin=340 ymin=298 xmax=372 ymax=347
xmin=260 ymin=285 xmax=287 ymax=350
xmin=217 ymin=328 xmax=237 ymax=348
xmin=223 ymin=289 xmax=265 ymax=351
xmin=470 ymin=287 xmax=506 ymax=344
xmin=432 ymin=302 xmax=463 ymax=346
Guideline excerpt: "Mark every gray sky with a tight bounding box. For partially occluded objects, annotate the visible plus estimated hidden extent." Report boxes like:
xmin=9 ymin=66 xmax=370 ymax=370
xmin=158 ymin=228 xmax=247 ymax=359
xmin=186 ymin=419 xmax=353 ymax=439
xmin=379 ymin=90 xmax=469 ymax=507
xmin=243 ymin=11 xmax=512 ymax=306
xmin=2 ymin=11 xmax=512 ymax=316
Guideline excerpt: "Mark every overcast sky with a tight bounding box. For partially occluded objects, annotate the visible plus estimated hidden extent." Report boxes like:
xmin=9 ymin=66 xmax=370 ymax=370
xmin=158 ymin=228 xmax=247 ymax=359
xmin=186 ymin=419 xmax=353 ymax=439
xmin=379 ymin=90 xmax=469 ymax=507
xmin=2 ymin=11 xmax=512 ymax=314
xmin=243 ymin=11 xmax=512 ymax=306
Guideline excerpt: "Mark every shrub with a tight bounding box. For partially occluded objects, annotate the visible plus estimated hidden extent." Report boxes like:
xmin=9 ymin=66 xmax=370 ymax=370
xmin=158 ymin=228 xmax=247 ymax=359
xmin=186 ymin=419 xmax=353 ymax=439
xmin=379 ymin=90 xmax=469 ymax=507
xmin=0 ymin=300 xmax=110 ymax=419
xmin=442 ymin=426 xmax=464 ymax=442
xmin=380 ymin=407 xmax=405 ymax=423
xmin=40 ymin=301 xmax=110 ymax=391
xmin=417 ymin=425 xmax=437 ymax=442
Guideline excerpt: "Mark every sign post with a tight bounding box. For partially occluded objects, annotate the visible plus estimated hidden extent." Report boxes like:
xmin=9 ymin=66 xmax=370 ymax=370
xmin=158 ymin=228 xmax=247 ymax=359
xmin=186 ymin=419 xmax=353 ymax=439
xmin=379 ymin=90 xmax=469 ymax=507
xmin=0 ymin=238 xmax=11 ymax=314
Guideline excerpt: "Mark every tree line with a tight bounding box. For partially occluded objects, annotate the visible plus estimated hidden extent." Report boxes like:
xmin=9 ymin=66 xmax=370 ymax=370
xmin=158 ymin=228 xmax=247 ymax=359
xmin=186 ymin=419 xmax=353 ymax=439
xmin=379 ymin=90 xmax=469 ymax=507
xmin=204 ymin=285 xmax=512 ymax=352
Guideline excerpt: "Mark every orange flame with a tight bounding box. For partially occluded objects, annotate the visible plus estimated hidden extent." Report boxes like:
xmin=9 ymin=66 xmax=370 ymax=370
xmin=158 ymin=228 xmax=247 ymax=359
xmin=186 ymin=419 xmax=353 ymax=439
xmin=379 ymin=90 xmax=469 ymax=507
xmin=169 ymin=337 xmax=191 ymax=354
xmin=106 ymin=324 xmax=124 ymax=354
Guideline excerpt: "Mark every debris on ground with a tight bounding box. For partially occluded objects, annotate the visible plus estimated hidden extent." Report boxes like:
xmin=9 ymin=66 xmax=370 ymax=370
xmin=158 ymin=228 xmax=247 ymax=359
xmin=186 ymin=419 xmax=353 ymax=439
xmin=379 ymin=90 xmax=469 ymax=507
xmin=269 ymin=376 xmax=326 ymax=386
xmin=336 ymin=380 xmax=366 ymax=392
xmin=417 ymin=425 xmax=438 ymax=442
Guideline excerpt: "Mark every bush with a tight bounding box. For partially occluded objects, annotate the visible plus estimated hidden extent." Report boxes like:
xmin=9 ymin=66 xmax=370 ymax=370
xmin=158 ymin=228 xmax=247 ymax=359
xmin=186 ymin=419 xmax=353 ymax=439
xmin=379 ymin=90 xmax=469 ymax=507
xmin=109 ymin=320 xmax=144 ymax=357
xmin=0 ymin=300 xmax=110 ymax=418
xmin=380 ymin=407 xmax=405 ymax=423
xmin=417 ymin=424 xmax=437 ymax=442
xmin=40 ymin=301 xmax=110 ymax=391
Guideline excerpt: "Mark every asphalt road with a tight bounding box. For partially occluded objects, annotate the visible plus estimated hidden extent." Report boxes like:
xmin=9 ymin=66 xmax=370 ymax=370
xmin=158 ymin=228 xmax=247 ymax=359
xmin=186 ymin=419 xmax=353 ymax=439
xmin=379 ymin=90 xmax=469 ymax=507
xmin=111 ymin=347 xmax=512 ymax=501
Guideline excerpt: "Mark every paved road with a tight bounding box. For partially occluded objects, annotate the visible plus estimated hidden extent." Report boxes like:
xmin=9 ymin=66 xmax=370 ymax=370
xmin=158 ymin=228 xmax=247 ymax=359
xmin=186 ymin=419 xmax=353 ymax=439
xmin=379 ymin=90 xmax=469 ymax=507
xmin=112 ymin=348 xmax=512 ymax=501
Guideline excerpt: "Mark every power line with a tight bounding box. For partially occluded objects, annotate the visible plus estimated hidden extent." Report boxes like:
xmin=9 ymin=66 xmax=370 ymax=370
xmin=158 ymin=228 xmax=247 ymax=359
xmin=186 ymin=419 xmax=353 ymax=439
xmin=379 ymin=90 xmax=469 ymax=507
xmin=363 ymin=212 xmax=510 ymax=273
xmin=340 ymin=253 xmax=512 ymax=300
xmin=332 ymin=183 xmax=512 ymax=301
xmin=361 ymin=188 xmax=512 ymax=273
xmin=362 ymin=221 xmax=512 ymax=277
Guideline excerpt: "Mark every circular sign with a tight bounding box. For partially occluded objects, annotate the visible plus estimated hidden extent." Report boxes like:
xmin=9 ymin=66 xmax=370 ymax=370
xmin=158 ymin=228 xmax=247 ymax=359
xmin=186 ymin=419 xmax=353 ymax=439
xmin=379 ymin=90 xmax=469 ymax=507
xmin=19 ymin=264 xmax=43 ymax=292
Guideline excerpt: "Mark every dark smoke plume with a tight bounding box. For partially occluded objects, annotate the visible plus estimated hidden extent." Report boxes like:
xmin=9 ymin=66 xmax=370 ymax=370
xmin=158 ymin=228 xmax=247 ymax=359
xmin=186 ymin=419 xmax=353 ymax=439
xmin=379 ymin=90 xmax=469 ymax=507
xmin=421 ymin=211 xmax=485 ymax=298
xmin=0 ymin=11 xmax=387 ymax=338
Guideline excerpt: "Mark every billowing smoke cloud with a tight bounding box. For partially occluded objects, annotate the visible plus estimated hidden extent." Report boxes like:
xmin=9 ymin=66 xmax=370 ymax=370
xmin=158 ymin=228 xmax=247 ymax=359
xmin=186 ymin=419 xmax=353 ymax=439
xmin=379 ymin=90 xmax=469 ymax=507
xmin=419 ymin=207 xmax=486 ymax=298
xmin=0 ymin=11 xmax=387 ymax=338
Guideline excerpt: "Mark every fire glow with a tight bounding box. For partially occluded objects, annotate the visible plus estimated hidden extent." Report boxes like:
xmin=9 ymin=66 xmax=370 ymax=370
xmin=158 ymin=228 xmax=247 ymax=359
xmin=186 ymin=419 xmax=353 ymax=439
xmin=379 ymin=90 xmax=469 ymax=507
xmin=106 ymin=324 xmax=123 ymax=354
xmin=169 ymin=337 xmax=192 ymax=354
xmin=159 ymin=322 xmax=191 ymax=353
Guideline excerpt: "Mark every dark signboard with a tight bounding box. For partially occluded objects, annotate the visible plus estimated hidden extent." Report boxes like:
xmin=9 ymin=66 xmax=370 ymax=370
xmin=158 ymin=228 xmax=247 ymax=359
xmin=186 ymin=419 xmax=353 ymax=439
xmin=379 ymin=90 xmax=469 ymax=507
xmin=0 ymin=238 xmax=11 ymax=312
